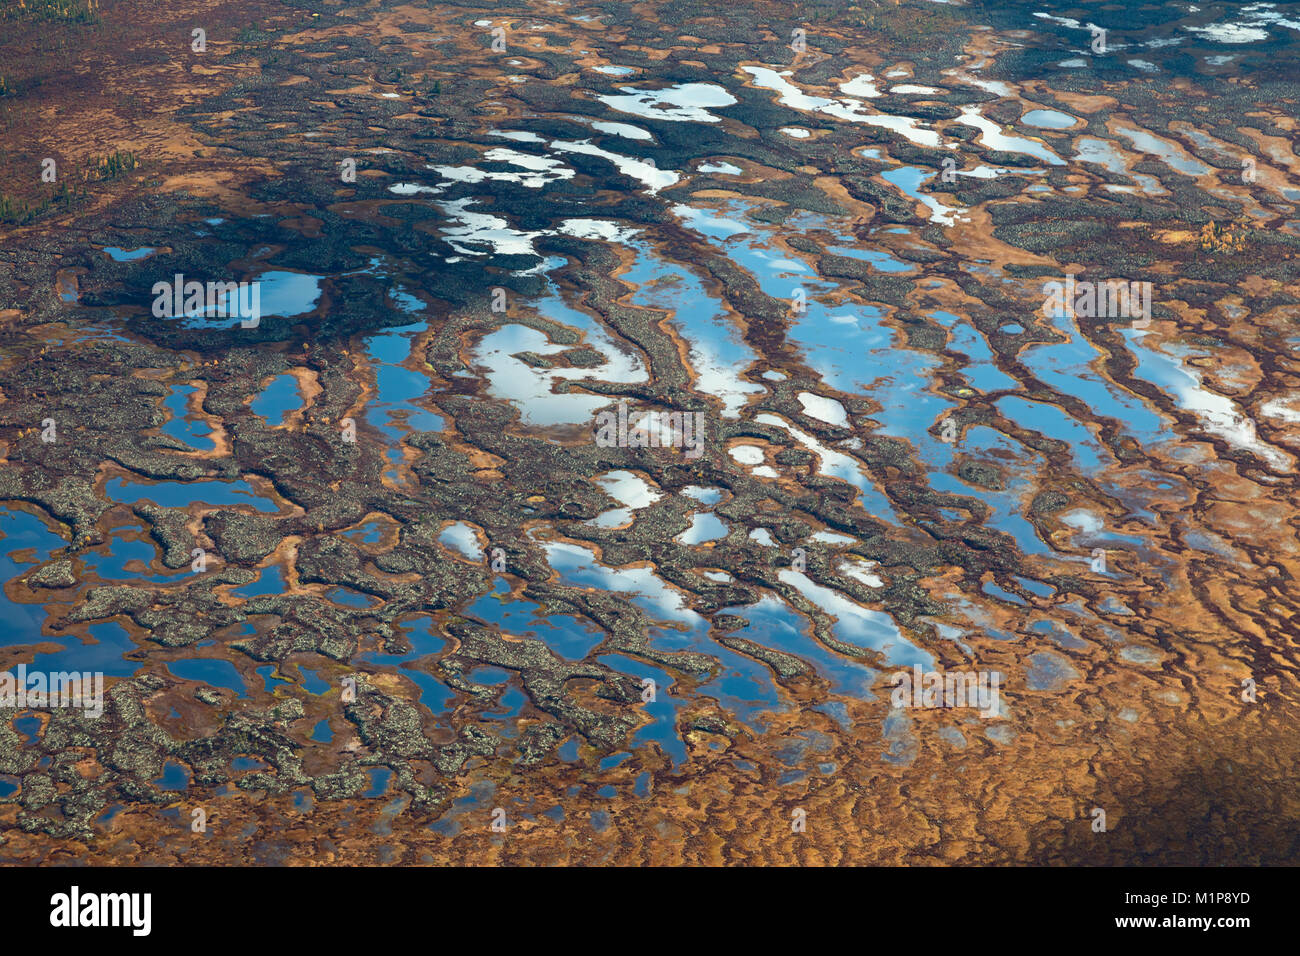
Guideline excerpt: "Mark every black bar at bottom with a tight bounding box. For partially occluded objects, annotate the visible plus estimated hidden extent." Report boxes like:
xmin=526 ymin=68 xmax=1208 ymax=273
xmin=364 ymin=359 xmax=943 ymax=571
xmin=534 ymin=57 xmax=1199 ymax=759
xmin=0 ymin=864 xmax=1278 ymax=943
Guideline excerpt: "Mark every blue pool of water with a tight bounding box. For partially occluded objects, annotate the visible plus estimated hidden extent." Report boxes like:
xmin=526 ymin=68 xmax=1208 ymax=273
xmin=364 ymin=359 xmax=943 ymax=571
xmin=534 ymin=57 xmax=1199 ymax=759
xmin=104 ymin=246 xmax=157 ymax=262
xmin=251 ymin=373 xmax=304 ymax=426
xmin=597 ymin=653 xmax=686 ymax=765
xmin=256 ymin=664 xmax=293 ymax=693
xmin=13 ymin=622 xmax=141 ymax=677
xmin=356 ymin=619 xmax=454 ymax=714
xmin=153 ymin=760 xmax=191 ymax=791
xmin=826 ymin=244 xmax=913 ymax=273
xmin=325 ymin=586 xmax=380 ymax=609
xmin=165 ymin=657 xmax=248 ymax=697
xmin=996 ymin=395 xmax=1114 ymax=475
xmin=298 ymin=666 xmax=329 ymax=694
xmin=344 ymin=521 xmax=385 ymax=545
xmin=933 ymin=310 xmax=1019 ymax=394
xmin=83 ymin=526 xmax=188 ymax=584
xmin=0 ymin=507 xmax=67 ymax=644
xmin=718 ymin=594 xmax=878 ymax=698
xmin=161 ymin=384 xmax=215 ymax=450
xmin=362 ymin=322 xmax=445 ymax=483
xmin=105 ymin=477 xmax=279 ymax=513
xmin=466 ymin=578 xmax=605 ymax=661
xmin=232 ymin=564 xmax=285 ymax=598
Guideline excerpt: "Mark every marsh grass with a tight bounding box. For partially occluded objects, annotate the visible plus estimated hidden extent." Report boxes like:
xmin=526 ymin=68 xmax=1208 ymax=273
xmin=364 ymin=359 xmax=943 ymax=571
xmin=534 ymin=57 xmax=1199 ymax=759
xmin=801 ymin=0 xmax=964 ymax=41
xmin=0 ymin=180 xmax=82 ymax=224
xmin=2 ymin=0 xmax=101 ymax=25
xmin=90 ymin=149 xmax=137 ymax=180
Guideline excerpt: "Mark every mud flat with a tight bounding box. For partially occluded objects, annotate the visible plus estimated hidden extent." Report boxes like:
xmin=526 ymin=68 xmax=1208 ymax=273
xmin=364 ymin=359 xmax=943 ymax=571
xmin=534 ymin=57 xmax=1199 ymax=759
xmin=0 ymin=0 xmax=1298 ymax=864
